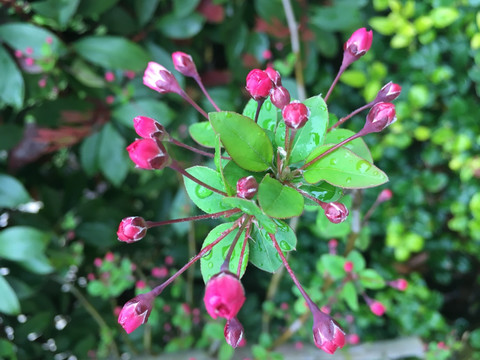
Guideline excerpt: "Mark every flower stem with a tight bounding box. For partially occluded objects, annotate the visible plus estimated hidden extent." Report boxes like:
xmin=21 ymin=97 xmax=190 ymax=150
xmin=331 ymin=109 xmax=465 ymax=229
xmin=179 ymin=89 xmax=209 ymax=119
xmin=169 ymin=138 xmax=230 ymax=160
xmin=327 ymin=101 xmax=373 ymax=132
xmin=324 ymin=64 xmax=347 ymax=103
xmin=146 ymin=208 xmax=240 ymax=228
xmin=193 ymin=75 xmax=221 ymax=112
xmin=220 ymin=216 xmax=250 ymax=272
xmin=254 ymin=98 xmax=265 ymax=123
xmin=170 ymin=160 xmax=227 ymax=196
xmin=236 ymin=221 xmax=251 ymax=278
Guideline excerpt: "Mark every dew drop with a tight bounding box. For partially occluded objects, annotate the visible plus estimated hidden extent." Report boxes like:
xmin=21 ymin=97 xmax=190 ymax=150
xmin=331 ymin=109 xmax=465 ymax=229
xmin=195 ymin=185 xmax=213 ymax=199
xmin=373 ymin=170 xmax=379 ymax=176
xmin=203 ymin=249 xmax=213 ymax=260
xmin=330 ymin=158 xmax=337 ymax=165
xmin=265 ymin=102 xmax=272 ymax=110
xmin=279 ymin=240 xmax=291 ymax=251
xmin=356 ymin=160 xmax=371 ymax=173
xmin=208 ymin=262 xmax=214 ymax=268
xmin=226 ymin=113 xmax=232 ymax=118
xmin=345 ymin=177 xmax=352 ymax=184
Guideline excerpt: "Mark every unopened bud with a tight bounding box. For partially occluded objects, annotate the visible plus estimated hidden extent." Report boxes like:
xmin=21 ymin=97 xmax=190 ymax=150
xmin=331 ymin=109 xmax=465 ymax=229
xmin=282 ymin=101 xmax=310 ymax=129
xmin=363 ymin=102 xmax=397 ymax=133
xmin=344 ymin=28 xmax=373 ymax=59
xmin=389 ymin=278 xmax=408 ymax=291
xmin=270 ymin=86 xmax=291 ymax=109
xmin=143 ymin=61 xmax=182 ymax=94
xmin=377 ymin=189 xmax=393 ymax=203
xmin=118 ymin=293 xmax=154 ymax=333
xmin=312 ymin=310 xmax=346 ymax=354
xmin=265 ymin=67 xmax=281 ymax=86
xmin=344 ymin=261 xmax=353 ymax=272
xmin=236 ymin=176 xmax=258 ymax=199
xmin=224 ymin=317 xmax=244 ymax=348
xmin=324 ymin=202 xmax=349 ymax=224
xmin=245 ymin=69 xmax=273 ymax=100
xmin=375 ymin=81 xmax=402 ymax=102
xmin=369 ymin=300 xmax=386 ymax=316
xmin=204 ymin=272 xmax=245 ymax=320
xmin=172 ymin=51 xmax=199 ymax=78
xmin=117 ymin=216 xmax=147 ymax=243
xmin=133 ymin=116 xmax=168 ymax=140
xmin=126 ymin=139 xmax=171 ymax=170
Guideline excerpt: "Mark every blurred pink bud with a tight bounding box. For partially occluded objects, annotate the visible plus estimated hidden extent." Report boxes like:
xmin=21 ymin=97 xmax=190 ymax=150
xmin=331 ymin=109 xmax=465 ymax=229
xmin=25 ymin=57 xmax=35 ymax=66
xmin=124 ymin=70 xmax=135 ymax=79
xmin=136 ymin=280 xmax=146 ymax=289
xmin=133 ymin=116 xmax=168 ymax=140
xmin=324 ymin=202 xmax=349 ymax=224
xmin=312 ymin=311 xmax=346 ymax=354
xmin=25 ymin=47 xmax=33 ymax=55
xmin=375 ymin=81 xmax=402 ymax=102
xmin=236 ymin=176 xmax=258 ymax=199
xmin=262 ymin=49 xmax=272 ymax=60
xmin=105 ymin=72 xmax=115 ymax=82
xmin=151 ymin=267 xmax=168 ymax=278
xmin=105 ymin=252 xmax=115 ymax=262
xmin=117 ymin=216 xmax=148 ymax=243
xmin=46 ymin=36 xmax=53 ymax=44
xmin=344 ymin=28 xmax=373 ymax=59
xmin=114 ymin=306 xmax=122 ymax=317
xmin=38 ymin=78 xmax=47 ymax=88
xmin=204 ymin=272 xmax=245 ymax=320
xmin=106 ymin=95 xmax=115 ymax=104
xmin=389 ymin=278 xmax=408 ymax=291
xmin=369 ymin=301 xmax=386 ymax=316
xmin=14 ymin=50 xmax=23 ymax=58
xmin=143 ymin=61 xmax=182 ymax=94
xmin=245 ymin=69 xmax=273 ymax=100
xmin=295 ymin=341 xmax=304 ymax=350
xmin=118 ymin=293 xmax=154 ymax=333
xmin=282 ymin=101 xmax=310 ymax=129
xmin=224 ymin=317 xmax=244 ymax=348
xmin=165 ymin=256 xmax=174 ymax=265
xmin=172 ymin=51 xmax=199 ymax=78
xmin=270 ymin=86 xmax=290 ymax=109
xmin=126 ymin=139 xmax=170 ymax=170
xmin=344 ymin=261 xmax=353 ymax=272
xmin=280 ymin=302 xmax=289 ymax=310
xmin=346 ymin=334 xmax=360 ymax=345
xmin=328 ymin=239 xmax=338 ymax=248
xmin=94 ymin=258 xmax=102 ymax=267
xmin=437 ymin=341 xmax=448 ymax=349
xmin=378 ymin=189 xmax=393 ymax=203
xmin=265 ymin=67 xmax=281 ymax=86
xmin=364 ymin=102 xmax=397 ymax=133
xmin=87 ymin=273 xmax=95 ymax=281
xmin=182 ymin=303 xmax=191 ymax=314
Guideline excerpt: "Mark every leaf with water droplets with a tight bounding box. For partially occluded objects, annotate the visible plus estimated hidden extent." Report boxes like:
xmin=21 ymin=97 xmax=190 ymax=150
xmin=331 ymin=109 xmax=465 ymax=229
xmin=189 ymin=121 xmax=217 ymax=148
xmin=183 ymin=166 xmax=232 ymax=214
xmin=303 ymin=145 xmax=388 ymax=189
xmin=242 ymin=97 xmax=279 ymax=133
xmin=249 ymin=220 xmax=297 ymax=273
xmin=275 ymin=95 xmax=328 ymax=164
xmin=200 ymin=222 xmax=249 ymax=283
xmin=324 ymin=128 xmax=373 ymax=162
xmin=221 ymin=197 xmax=277 ymax=233
xmin=299 ymin=182 xmax=343 ymax=206
xmin=258 ymin=176 xmax=304 ymax=218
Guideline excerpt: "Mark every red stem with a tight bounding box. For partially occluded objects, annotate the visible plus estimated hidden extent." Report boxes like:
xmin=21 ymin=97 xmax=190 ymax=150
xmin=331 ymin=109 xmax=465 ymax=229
xmin=179 ymin=90 xmax=209 ymax=119
xmin=324 ymin=64 xmax=347 ymax=103
xmin=169 ymin=160 xmax=227 ymax=196
xmin=194 ymin=75 xmax=221 ymax=112
xmin=236 ymin=221 xmax=251 ymax=278
xmin=220 ymin=216 xmax=250 ymax=272
xmin=327 ymin=101 xmax=374 ymax=132
xmin=146 ymin=208 xmax=240 ymax=228
xmin=170 ymin=138 xmax=230 ymax=160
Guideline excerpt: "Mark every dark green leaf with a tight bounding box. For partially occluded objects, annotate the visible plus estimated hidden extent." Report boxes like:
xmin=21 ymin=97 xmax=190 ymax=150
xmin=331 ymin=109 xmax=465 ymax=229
xmin=0 ymin=277 xmax=20 ymax=315
xmin=76 ymin=222 xmax=117 ymax=249
xmin=70 ymin=59 xmax=106 ymax=88
xmin=209 ymin=111 xmax=273 ymax=172
xmin=98 ymin=124 xmax=129 ymax=187
xmin=258 ymin=176 xmax=304 ymax=218
xmin=0 ymin=174 xmax=32 ymax=209
xmin=135 ymin=0 xmax=160 ymax=26
xmin=189 ymin=121 xmax=217 ymax=148
xmin=80 ymin=131 xmax=101 ymax=176
xmin=299 ymin=182 xmax=343 ymax=206
xmin=0 ymin=46 xmax=24 ymax=109
xmin=221 ymin=197 xmax=277 ymax=233
xmin=174 ymin=0 xmax=201 ymax=17
xmin=0 ymin=124 xmax=22 ymax=151
xmin=157 ymin=13 xmax=205 ymax=40
xmin=324 ymin=129 xmax=373 ymax=162
xmin=31 ymin=0 xmax=80 ymax=28
xmin=112 ymin=99 xmax=174 ymax=128
xmin=77 ymin=0 xmax=120 ymax=17
xmin=341 ymin=282 xmax=359 ymax=311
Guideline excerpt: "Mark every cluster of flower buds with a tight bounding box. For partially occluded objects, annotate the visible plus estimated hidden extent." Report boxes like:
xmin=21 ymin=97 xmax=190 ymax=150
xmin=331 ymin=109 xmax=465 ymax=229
xmin=245 ymin=67 xmax=291 ymax=110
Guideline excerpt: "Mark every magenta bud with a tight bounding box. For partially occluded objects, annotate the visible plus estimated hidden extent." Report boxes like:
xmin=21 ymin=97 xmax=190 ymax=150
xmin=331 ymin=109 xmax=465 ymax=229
xmin=224 ymin=317 xmax=244 ymax=348
xmin=265 ymin=67 xmax=281 ymax=86
xmin=375 ymin=81 xmax=402 ymax=102
xmin=118 ymin=293 xmax=154 ymax=333
xmin=117 ymin=216 xmax=148 ymax=243
xmin=282 ymin=101 xmax=310 ymax=129
xmin=126 ymin=139 xmax=171 ymax=170
xmin=344 ymin=261 xmax=353 ymax=272
xmin=324 ymin=202 xmax=349 ymax=224
xmin=204 ymin=272 xmax=245 ymax=320
xmin=389 ymin=278 xmax=408 ymax=291
xmin=344 ymin=28 xmax=373 ymax=59
xmin=270 ymin=86 xmax=291 ymax=109
xmin=143 ymin=61 xmax=182 ymax=94
xmin=312 ymin=311 xmax=346 ymax=354
xmin=172 ymin=51 xmax=199 ymax=78
xmin=236 ymin=176 xmax=258 ymax=199
xmin=369 ymin=300 xmax=386 ymax=316
xmin=377 ymin=189 xmax=393 ymax=203
xmin=133 ymin=116 xmax=168 ymax=140
xmin=364 ymin=102 xmax=397 ymax=133
xmin=346 ymin=334 xmax=360 ymax=345
xmin=245 ymin=69 xmax=273 ymax=100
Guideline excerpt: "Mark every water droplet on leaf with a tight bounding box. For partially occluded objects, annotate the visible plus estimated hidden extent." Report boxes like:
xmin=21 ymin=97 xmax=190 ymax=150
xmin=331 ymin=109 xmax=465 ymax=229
xmin=195 ymin=185 xmax=213 ymax=199
xmin=356 ymin=160 xmax=372 ymax=173
xmin=280 ymin=240 xmax=291 ymax=251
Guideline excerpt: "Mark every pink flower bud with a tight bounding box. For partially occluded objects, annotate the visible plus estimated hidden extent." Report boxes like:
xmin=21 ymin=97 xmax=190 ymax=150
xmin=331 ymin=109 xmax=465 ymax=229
xmin=118 ymin=293 xmax=154 ymax=333
xmin=364 ymin=102 xmax=397 ymax=133
xmin=25 ymin=47 xmax=33 ymax=55
xmin=324 ymin=202 xmax=349 ymax=224
xmin=344 ymin=28 xmax=373 ymax=59
xmin=369 ymin=301 xmax=386 ymax=316
xmin=236 ymin=176 xmax=258 ymax=199
xmin=375 ymin=81 xmax=402 ymax=102
xmin=143 ymin=61 xmax=182 ymax=94
xmin=124 ymin=70 xmax=135 ymax=79
xmin=312 ymin=311 xmax=346 ymax=354
xmin=245 ymin=69 xmax=273 ymax=100
xmin=151 ymin=266 xmax=168 ymax=278
xmin=25 ymin=57 xmax=34 ymax=67
xmin=46 ymin=36 xmax=53 ymax=44
xmin=126 ymin=139 xmax=170 ymax=170
xmin=224 ymin=317 xmax=244 ymax=348
xmin=38 ymin=78 xmax=47 ymax=88
xmin=117 ymin=216 xmax=148 ymax=243
xmin=389 ymin=278 xmax=408 ymax=291
xmin=265 ymin=67 xmax=281 ymax=86
xmin=94 ymin=258 xmax=102 ymax=267
xmin=105 ymin=252 xmax=115 ymax=262
xmin=270 ymin=86 xmax=290 ymax=109
xmin=172 ymin=51 xmax=199 ymax=78
xmin=136 ymin=280 xmax=146 ymax=289
xmin=105 ymin=72 xmax=115 ymax=82
xmin=14 ymin=50 xmax=23 ymax=58
xmin=377 ymin=189 xmax=393 ymax=203
xmin=346 ymin=333 xmax=360 ymax=345
xmin=133 ymin=116 xmax=168 ymax=140
xmin=204 ymin=272 xmax=245 ymax=320
xmin=344 ymin=261 xmax=353 ymax=272
xmin=282 ymin=101 xmax=310 ymax=129
xmin=106 ymin=95 xmax=115 ymax=104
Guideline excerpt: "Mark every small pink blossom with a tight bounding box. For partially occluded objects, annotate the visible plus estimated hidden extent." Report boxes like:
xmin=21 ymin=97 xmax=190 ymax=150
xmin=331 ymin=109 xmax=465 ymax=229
xmin=94 ymin=258 xmax=102 ymax=267
xmin=295 ymin=341 xmax=304 ymax=350
xmin=312 ymin=311 xmax=346 ymax=354
xmin=125 ymin=70 xmax=135 ymax=79
xmin=282 ymin=101 xmax=310 ymax=129
xmin=25 ymin=58 xmax=35 ymax=67
xmin=106 ymin=95 xmax=115 ymax=104
xmin=245 ymin=69 xmax=273 ymax=100
xmin=14 ymin=50 xmax=23 ymax=58
xmin=38 ymin=78 xmax=47 ymax=88
xmin=117 ymin=216 xmax=148 ymax=243
xmin=344 ymin=261 xmax=354 ymax=272
xmin=262 ymin=49 xmax=272 ymax=60
xmin=105 ymin=252 xmax=115 ymax=262
xmin=118 ymin=293 xmax=154 ymax=333
xmin=280 ymin=302 xmax=289 ymax=310
xmin=46 ymin=36 xmax=53 ymax=44
xmin=105 ymin=72 xmax=115 ymax=82
xmin=204 ymin=272 xmax=245 ymax=320
xmin=25 ymin=47 xmax=33 ymax=55
xmin=165 ymin=256 xmax=174 ymax=265
xmin=136 ymin=280 xmax=146 ymax=289
xmin=126 ymin=139 xmax=170 ymax=170
xmin=369 ymin=301 xmax=386 ymax=316
xmin=151 ymin=266 xmax=168 ymax=278
xmin=87 ymin=273 xmax=95 ymax=281
xmin=347 ymin=334 xmax=360 ymax=345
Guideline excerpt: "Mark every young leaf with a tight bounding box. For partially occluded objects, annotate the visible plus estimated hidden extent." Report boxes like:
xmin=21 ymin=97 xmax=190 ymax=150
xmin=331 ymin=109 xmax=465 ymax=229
xmin=0 ymin=276 xmax=20 ymax=315
xmin=221 ymin=197 xmax=277 ymax=234
xmin=304 ymin=145 xmax=388 ymax=189
xmin=359 ymin=269 xmax=386 ymax=289
xmin=242 ymin=97 xmax=278 ymax=132
xmin=0 ymin=174 xmax=32 ymax=209
xmin=189 ymin=121 xmax=217 ymax=148
xmin=341 ymin=282 xmax=359 ymax=311
xmin=324 ymin=129 xmax=373 ymax=162
xmin=209 ymin=111 xmax=273 ymax=172
xmin=0 ymin=47 xmax=24 ymax=109
xmin=320 ymin=254 xmax=345 ymax=280
xmin=258 ymin=176 xmax=304 ymax=218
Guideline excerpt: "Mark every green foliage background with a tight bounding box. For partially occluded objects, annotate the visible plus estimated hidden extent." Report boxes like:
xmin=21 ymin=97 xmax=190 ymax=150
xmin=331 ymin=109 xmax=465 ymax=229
xmin=0 ymin=0 xmax=479 ymax=358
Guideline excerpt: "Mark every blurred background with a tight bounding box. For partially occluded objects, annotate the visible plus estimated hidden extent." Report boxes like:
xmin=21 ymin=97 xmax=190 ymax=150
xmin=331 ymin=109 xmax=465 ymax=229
xmin=0 ymin=0 xmax=479 ymax=359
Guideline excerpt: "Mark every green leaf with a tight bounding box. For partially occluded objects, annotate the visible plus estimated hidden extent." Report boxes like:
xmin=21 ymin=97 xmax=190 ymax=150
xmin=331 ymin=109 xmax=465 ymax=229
xmin=134 ymin=0 xmax=160 ymax=26
xmin=341 ymin=282 xmax=359 ymax=311
xmin=174 ymin=0 xmax=201 ymax=17
xmin=258 ymin=176 xmax=304 ymax=218
xmin=31 ymin=0 xmax=80 ymax=28
xmin=0 ymin=174 xmax=32 ymax=209
xmin=0 ymin=46 xmax=24 ymax=109
xmin=112 ymin=99 xmax=174 ymax=128
xmin=369 ymin=16 xmax=397 ymax=35
xmin=359 ymin=269 xmax=386 ymax=289
xmin=320 ymin=254 xmax=345 ymax=280
xmin=183 ymin=166 xmax=232 ymax=214
xmin=77 ymin=0 xmax=119 ymax=16
xmin=340 ymin=69 xmax=367 ymax=88
xmin=324 ymin=129 xmax=373 ymax=162
xmin=189 ymin=121 xmax=217 ymax=148
xmin=0 ymin=276 xmax=20 ymax=315
xmin=80 ymin=131 xmax=101 ymax=176
xmin=222 ymin=161 xmax=262 ymax=196
xmin=299 ymin=182 xmax=343 ymax=206
xmin=0 ymin=124 xmax=22 ymax=151
xmin=346 ymin=250 xmax=366 ymax=272
xmin=242 ymin=97 xmax=279 ymax=133
xmin=98 ymin=124 xmax=129 ymax=187
xmin=200 ymin=223 xmax=249 ymax=283
xmin=249 ymin=220 xmax=296 ymax=272
xmin=73 ymin=36 xmax=150 ymax=71
xmin=304 ymin=145 xmax=388 ymax=189
xmin=275 ymin=95 xmax=329 ymax=164
xmin=157 ymin=13 xmax=206 ymax=40
xmin=70 ymin=59 xmax=106 ymax=88
xmin=430 ymin=7 xmax=459 ymax=28
xmin=221 ymin=197 xmax=277 ymax=234
xmin=209 ymin=111 xmax=273 ymax=172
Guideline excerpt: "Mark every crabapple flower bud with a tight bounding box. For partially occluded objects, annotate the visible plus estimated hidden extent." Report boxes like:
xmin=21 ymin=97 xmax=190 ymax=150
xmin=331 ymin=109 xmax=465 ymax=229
xmin=224 ymin=317 xmax=244 ymax=348
xmin=118 ymin=293 xmax=154 ymax=333
xmin=265 ymin=67 xmax=281 ymax=86
xmin=143 ymin=61 xmax=182 ymax=94
xmin=117 ymin=216 xmax=147 ymax=243
xmin=344 ymin=261 xmax=353 ymax=272
xmin=369 ymin=301 xmax=386 ymax=316
xmin=346 ymin=334 xmax=360 ymax=345
xmin=363 ymin=102 xmax=397 ymax=133
xmin=133 ymin=116 xmax=168 ymax=140
xmin=344 ymin=28 xmax=373 ymax=59
xmin=236 ymin=176 xmax=258 ymax=199
xmin=324 ymin=202 xmax=349 ymax=224
xmin=389 ymin=278 xmax=408 ymax=291
xmin=375 ymin=81 xmax=402 ymax=102
xmin=126 ymin=139 xmax=170 ymax=170
xmin=172 ymin=51 xmax=199 ymax=78
xmin=245 ymin=69 xmax=273 ymax=100
xmin=377 ymin=189 xmax=393 ymax=203
xmin=282 ymin=101 xmax=310 ymax=129
xmin=270 ymin=86 xmax=291 ymax=109
xmin=312 ymin=310 xmax=346 ymax=354
xmin=204 ymin=272 xmax=245 ymax=320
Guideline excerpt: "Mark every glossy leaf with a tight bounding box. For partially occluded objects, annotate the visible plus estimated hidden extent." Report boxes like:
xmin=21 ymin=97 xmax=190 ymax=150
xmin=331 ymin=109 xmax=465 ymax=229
xmin=183 ymin=166 xmax=232 ymax=214
xmin=304 ymin=145 xmax=388 ymax=189
xmin=189 ymin=121 xmax=217 ymax=148
xmin=0 ymin=174 xmax=32 ymax=209
xmin=359 ymin=269 xmax=386 ymax=289
xmin=0 ymin=46 xmax=24 ymax=109
xmin=275 ymin=95 xmax=329 ymax=164
xmin=249 ymin=220 xmax=297 ymax=273
xmin=98 ymin=124 xmax=129 ymax=187
xmin=258 ymin=176 xmax=304 ymax=218
xmin=157 ymin=13 xmax=205 ymax=40
xmin=113 ymin=99 xmax=174 ymax=129
xmin=200 ymin=223 xmax=249 ymax=283
xmin=242 ymin=97 xmax=279 ymax=133
xmin=0 ymin=276 xmax=20 ymax=315
xmin=134 ymin=0 xmax=160 ymax=26
xmin=221 ymin=197 xmax=277 ymax=234
xmin=222 ymin=160 xmax=263 ymax=196
xmin=324 ymin=129 xmax=373 ymax=162
xmin=299 ymin=182 xmax=343 ymax=206
xmin=209 ymin=111 xmax=273 ymax=172
xmin=341 ymin=282 xmax=359 ymax=311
